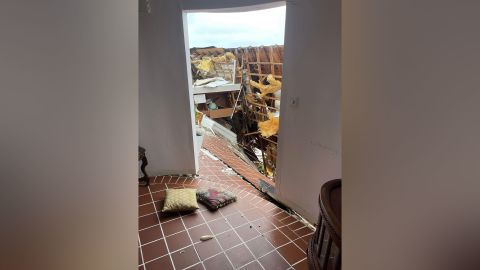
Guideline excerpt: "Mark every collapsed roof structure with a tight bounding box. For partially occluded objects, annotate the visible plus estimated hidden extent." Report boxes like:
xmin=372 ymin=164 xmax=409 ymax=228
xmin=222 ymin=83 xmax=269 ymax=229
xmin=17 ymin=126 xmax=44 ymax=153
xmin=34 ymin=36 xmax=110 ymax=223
xmin=191 ymin=45 xmax=284 ymax=179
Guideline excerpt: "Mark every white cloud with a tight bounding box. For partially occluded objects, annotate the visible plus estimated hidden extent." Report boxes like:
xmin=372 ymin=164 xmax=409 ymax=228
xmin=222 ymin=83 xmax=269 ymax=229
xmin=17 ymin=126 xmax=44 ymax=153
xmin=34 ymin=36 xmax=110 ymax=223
xmin=186 ymin=6 xmax=286 ymax=48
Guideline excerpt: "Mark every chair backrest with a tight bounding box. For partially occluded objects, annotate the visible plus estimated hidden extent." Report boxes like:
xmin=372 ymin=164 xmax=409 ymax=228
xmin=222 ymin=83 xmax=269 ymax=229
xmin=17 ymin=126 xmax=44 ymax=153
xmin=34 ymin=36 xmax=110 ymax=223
xmin=308 ymin=179 xmax=341 ymax=270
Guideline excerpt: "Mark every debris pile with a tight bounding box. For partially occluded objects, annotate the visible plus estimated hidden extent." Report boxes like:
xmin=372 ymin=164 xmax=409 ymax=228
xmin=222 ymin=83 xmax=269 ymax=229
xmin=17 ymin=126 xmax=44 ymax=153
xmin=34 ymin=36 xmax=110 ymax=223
xmin=191 ymin=45 xmax=284 ymax=178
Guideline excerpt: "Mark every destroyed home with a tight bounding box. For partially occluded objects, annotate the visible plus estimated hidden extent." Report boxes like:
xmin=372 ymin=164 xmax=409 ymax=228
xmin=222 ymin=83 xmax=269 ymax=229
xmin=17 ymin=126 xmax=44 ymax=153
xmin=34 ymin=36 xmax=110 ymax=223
xmin=138 ymin=2 xmax=340 ymax=270
xmin=8 ymin=1 xmax=478 ymax=270
xmin=191 ymin=45 xmax=283 ymax=180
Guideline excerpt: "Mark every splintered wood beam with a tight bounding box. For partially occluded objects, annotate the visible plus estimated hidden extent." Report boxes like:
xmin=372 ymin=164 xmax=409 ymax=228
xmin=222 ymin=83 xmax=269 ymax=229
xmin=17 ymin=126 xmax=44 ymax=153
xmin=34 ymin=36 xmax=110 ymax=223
xmin=269 ymin=46 xmax=275 ymax=76
xmin=247 ymin=62 xmax=283 ymax=65
xmin=248 ymin=73 xmax=282 ymax=78
xmin=256 ymin=48 xmax=261 ymax=78
xmin=261 ymin=136 xmax=278 ymax=145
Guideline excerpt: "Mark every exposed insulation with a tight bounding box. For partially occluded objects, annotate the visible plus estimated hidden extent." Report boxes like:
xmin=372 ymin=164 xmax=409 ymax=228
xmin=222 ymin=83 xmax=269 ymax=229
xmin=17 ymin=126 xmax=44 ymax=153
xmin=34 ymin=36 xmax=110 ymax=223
xmin=192 ymin=57 xmax=214 ymax=74
xmin=250 ymin=74 xmax=282 ymax=97
xmin=212 ymin=52 xmax=236 ymax=63
xmin=258 ymin=112 xmax=279 ymax=138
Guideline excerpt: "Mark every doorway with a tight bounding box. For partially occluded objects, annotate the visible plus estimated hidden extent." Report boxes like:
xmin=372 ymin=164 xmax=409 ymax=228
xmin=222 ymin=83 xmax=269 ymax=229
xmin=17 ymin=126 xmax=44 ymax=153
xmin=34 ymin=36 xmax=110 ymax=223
xmin=183 ymin=5 xmax=286 ymax=185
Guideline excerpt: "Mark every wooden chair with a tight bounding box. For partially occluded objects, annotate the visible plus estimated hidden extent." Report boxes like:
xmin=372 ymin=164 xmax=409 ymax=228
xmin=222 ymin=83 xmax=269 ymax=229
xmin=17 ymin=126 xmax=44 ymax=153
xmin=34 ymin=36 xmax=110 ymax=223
xmin=138 ymin=146 xmax=149 ymax=186
xmin=307 ymin=179 xmax=341 ymax=270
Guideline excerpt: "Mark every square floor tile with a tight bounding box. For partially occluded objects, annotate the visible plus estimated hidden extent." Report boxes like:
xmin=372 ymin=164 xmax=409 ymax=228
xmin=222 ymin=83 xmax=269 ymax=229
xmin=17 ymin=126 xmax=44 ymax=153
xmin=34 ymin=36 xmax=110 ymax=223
xmin=203 ymin=253 xmax=233 ymax=270
xmin=194 ymin=238 xmax=223 ymax=260
xmin=270 ymin=216 xmax=287 ymax=227
xmin=216 ymin=230 xmax=242 ymax=250
xmin=158 ymin=210 xmax=180 ymax=224
xmin=300 ymin=234 xmax=313 ymax=245
xmin=139 ymin=186 xmax=149 ymax=196
xmin=225 ymin=244 xmax=255 ymax=269
xmin=165 ymin=231 xmax=192 ymax=252
xmin=141 ymin=239 xmax=168 ymax=263
xmin=139 ymin=225 xmax=163 ymax=245
xmin=235 ymin=223 xmax=261 ymax=242
xmin=294 ymin=238 xmax=308 ymax=252
xmin=151 ymin=190 xmax=166 ymax=202
xmin=294 ymin=226 xmax=314 ymax=238
xmin=277 ymin=242 xmax=306 ymax=265
xmin=288 ymin=221 xmax=305 ymax=231
xmin=264 ymin=229 xmax=290 ymax=248
xmin=171 ymin=245 xmax=200 ymax=270
xmin=235 ymin=200 xmax=254 ymax=212
xmin=161 ymin=218 xmax=185 ymax=236
xmin=208 ymin=218 xmax=231 ymax=235
xmin=144 ymin=255 xmax=173 ymax=270
xmin=280 ymin=215 xmax=297 ymax=225
xmin=139 ymin=213 xmax=159 ymax=230
xmin=245 ymin=236 xmax=275 ymax=258
xmin=273 ymin=211 xmax=290 ymax=221
xmin=268 ymin=207 xmax=284 ymax=216
xmin=226 ymin=213 xmax=249 ymax=228
xmin=182 ymin=213 xmax=206 ymax=229
xmin=258 ymin=251 xmax=290 ymax=270
xmin=200 ymin=209 xmax=223 ymax=222
xmin=278 ymin=226 xmax=298 ymax=241
xmin=251 ymin=218 xmax=276 ymax=233
xmin=139 ymin=203 xmax=155 ymax=217
xmin=139 ymin=194 xmax=152 ymax=205
xmin=218 ymin=204 xmax=239 ymax=216
xmin=188 ymin=224 xmax=212 ymax=244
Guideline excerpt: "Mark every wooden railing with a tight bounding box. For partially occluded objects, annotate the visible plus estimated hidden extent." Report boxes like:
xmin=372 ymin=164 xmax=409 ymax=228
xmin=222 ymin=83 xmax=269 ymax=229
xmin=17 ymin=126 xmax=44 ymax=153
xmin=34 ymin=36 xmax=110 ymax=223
xmin=308 ymin=179 xmax=341 ymax=270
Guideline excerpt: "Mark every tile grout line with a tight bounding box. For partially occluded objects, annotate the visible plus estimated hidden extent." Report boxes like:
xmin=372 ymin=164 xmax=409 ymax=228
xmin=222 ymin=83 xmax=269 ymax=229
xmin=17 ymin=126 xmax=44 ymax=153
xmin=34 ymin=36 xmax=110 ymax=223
xmin=141 ymin=198 xmax=312 ymax=248
xmin=138 ymin=176 xmax=157 ymax=268
xmin=217 ymin=210 xmax=267 ymax=270
xmin=147 ymin=185 xmax=176 ymax=270
xmin=177 ymin=213 xmax=205 ymax=270
xmin=200 ymin=145 xmax=271 ymax=198
xmin=199 ymin=210 xmax=236 ymax=270
xmin=220 ymin=206 xmax=302 ymax=267
xmin=232 ymin=213 xmax=295 ymax=268
xmin=138 ymin=236 xmax=145 ymax=267
xmin=291 ymin=257 xmax=307 ymax=267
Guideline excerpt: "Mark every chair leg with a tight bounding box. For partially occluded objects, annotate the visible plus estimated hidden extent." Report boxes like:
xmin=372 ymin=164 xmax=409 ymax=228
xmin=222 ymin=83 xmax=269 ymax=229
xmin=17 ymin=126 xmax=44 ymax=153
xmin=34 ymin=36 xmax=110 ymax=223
xmin=139 ymin=155 xmax=149 ymax=186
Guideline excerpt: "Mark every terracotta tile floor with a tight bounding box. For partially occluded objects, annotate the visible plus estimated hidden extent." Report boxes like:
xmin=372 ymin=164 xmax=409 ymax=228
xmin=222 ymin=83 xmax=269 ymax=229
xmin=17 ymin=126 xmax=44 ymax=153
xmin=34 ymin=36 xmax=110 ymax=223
xmin=202 ymin=135 xmax=274 ymax=189
xmin=139 ymin=139 xmax=313 ymax=270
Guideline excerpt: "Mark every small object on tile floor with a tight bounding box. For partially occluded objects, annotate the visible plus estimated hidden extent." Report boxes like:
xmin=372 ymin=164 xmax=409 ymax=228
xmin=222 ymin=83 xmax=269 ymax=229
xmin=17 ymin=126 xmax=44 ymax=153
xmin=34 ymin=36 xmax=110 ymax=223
xmin=200 ymin=235 xmax=215 ymax=241
xmin=249 ymin=225 xmax=253 ymax=228
xmin=180 ymin=250 xmax=185 ymax=254
xmin=161 ymin=188 xmax=199 ymax=212
xmin=196 ymin=188 xmax=237 ymax=210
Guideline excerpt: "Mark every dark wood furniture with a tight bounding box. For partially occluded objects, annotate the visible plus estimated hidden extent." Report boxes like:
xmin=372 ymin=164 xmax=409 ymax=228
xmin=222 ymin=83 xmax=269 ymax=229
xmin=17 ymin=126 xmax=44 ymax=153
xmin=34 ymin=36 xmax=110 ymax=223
xmin=308 ymin=179 xmax=341 ymax=270
xmin=138 ymin=146 xmax=149 ymax=186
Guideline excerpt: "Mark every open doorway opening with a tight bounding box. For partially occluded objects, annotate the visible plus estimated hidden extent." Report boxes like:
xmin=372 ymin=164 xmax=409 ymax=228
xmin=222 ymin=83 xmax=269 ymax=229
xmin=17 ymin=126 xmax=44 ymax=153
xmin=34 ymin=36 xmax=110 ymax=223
xmin=184 ymin=5 xmax=286 ymax=189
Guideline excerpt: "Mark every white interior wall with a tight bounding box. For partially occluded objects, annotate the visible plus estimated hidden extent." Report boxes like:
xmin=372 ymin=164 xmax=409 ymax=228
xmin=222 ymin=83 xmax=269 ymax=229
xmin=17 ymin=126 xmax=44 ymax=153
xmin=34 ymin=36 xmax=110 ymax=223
xmin=0 ymin=1 xmax=137 ymax=269
xmin=343 ymin=1 xmax=480 ymax=269
xmin=275 ymin=0 xmax=341 ymax=223
xmin=139 ymin=0 xmax=197 ymax=175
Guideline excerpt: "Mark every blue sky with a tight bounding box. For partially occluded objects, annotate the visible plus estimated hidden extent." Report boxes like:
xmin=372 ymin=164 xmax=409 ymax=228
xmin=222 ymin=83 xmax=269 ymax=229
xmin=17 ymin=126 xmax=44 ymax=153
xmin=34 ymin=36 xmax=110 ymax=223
xmin=186 ymin=6 xmax=286 ymax=48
